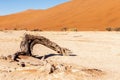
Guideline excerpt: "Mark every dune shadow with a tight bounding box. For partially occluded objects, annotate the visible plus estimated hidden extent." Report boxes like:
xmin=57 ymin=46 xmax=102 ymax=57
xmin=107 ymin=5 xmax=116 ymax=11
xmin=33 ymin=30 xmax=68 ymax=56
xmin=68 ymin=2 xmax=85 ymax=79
xmin=32 ymin=53 xmax=77 ymax=60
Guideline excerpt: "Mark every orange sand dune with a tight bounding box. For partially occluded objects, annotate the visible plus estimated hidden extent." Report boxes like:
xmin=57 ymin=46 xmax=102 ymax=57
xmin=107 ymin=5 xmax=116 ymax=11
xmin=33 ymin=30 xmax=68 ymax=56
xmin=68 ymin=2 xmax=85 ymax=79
xmin=0 ymin=0 xmax=120 ymax=31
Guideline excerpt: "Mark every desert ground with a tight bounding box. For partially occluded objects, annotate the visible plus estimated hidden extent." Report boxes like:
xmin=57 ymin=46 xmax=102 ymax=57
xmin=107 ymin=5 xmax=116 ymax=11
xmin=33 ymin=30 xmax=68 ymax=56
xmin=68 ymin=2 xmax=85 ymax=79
xmin=0 ymin=30 xmax=120 ymax=80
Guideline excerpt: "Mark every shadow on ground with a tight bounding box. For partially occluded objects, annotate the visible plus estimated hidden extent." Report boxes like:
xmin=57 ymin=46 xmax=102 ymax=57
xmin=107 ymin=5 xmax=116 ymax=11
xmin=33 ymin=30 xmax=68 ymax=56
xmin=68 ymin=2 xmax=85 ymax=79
xmin=32 ymin=53 xmax=77 ymax=60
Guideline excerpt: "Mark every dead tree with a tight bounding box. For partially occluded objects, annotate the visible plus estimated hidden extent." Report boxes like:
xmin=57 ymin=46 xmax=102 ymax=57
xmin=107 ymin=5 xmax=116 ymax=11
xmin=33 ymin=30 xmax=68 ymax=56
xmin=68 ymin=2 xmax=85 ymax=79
xmin=13 ymin=34 xmax=71 ymax=60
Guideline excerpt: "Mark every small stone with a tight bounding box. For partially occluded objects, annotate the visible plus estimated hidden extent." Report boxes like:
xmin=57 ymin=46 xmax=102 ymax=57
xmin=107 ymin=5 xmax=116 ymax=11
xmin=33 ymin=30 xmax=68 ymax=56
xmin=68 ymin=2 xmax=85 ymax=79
xmin=20 ymin=62 xmax=25 ymax=67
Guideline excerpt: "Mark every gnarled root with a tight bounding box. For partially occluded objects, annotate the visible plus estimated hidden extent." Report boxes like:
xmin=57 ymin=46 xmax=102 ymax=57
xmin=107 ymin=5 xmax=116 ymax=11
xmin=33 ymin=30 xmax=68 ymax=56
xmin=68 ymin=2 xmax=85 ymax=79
xmin=13 ymin=34 xmax=72 ymax=61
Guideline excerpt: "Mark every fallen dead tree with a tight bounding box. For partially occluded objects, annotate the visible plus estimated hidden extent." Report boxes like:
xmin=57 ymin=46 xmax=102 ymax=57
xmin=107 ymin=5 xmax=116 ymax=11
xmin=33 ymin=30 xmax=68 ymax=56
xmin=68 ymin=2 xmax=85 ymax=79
xmin=13 ymin=34 xmax=72 ymax=61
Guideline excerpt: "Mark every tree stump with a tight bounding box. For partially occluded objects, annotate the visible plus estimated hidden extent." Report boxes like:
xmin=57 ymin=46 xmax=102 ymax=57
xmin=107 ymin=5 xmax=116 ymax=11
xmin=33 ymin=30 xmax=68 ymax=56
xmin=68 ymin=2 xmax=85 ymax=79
xmin=14 ymin=34 xmax=72 ymax=60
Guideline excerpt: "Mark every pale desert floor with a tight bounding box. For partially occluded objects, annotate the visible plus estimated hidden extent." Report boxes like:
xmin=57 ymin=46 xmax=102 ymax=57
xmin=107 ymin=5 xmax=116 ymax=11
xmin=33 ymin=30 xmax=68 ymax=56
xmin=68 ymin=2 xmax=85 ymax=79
xmin=0 ymin=30 xmax=120 ymax=80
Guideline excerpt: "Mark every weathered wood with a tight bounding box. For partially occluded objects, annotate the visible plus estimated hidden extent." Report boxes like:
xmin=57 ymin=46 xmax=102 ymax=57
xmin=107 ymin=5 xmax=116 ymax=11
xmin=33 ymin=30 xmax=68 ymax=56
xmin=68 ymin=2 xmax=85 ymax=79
xmin=19 ymin=34 xmax=71 ymax=57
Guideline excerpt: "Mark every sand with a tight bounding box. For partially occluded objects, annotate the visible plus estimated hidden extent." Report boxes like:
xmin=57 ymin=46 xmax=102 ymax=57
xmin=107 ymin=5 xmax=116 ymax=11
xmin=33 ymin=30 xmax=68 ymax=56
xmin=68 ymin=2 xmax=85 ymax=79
xmin=0 ymin=0 xmax=120 ymax=31
xmin=0 ymin=0 xmax=120 ymax=30
xmin=0 ymin=30 xmax=120 ymax=80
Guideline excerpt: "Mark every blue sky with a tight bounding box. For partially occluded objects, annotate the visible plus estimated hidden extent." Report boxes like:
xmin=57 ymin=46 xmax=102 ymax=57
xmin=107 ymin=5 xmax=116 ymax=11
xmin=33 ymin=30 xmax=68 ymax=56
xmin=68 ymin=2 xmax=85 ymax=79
xmin=0 ymin=0 xmax=69 ymax=15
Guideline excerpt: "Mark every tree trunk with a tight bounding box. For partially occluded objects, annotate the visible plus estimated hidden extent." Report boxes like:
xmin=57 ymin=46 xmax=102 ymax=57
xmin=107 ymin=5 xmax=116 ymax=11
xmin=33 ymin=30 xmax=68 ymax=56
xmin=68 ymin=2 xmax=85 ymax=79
xmin=19 ymin=34 xmax=71 ymax=56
